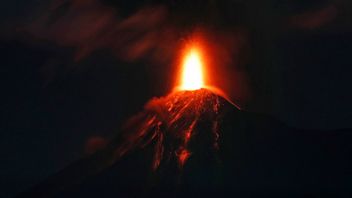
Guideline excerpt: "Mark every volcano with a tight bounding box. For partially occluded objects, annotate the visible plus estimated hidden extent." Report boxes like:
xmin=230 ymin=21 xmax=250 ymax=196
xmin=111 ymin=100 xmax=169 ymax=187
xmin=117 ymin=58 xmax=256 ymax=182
xmin=16 ymin=89 xmax=352 ymax=198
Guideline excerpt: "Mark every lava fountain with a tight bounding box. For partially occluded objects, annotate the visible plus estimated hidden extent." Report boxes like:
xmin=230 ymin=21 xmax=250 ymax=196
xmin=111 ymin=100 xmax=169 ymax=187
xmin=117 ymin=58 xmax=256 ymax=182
xmin=179 ymin=47 xmax=204 ymax=91
xmin=114 ymin=40 xmax=239 ymax=170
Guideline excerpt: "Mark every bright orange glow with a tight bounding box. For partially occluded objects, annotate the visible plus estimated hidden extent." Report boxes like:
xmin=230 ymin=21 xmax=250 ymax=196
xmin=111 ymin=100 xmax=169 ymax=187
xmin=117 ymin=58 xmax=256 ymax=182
xmin=179 ymin=48 xmax=205 ymax=91
xmin=177 ymin=149 xmax=191 ymax=167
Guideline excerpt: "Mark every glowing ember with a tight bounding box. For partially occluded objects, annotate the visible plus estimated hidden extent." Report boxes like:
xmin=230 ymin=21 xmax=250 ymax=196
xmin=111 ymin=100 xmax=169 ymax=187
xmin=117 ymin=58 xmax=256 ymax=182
xmin=176 ymin=149 xmax=191 ymax=167
xmin=179 ymin=48 xmax=205 ymax=91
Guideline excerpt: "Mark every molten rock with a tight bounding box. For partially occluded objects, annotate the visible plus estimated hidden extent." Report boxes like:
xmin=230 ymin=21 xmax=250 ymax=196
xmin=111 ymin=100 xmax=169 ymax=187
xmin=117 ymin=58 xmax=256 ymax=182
xmin=116 ymin=88 xmax=235 ymax=170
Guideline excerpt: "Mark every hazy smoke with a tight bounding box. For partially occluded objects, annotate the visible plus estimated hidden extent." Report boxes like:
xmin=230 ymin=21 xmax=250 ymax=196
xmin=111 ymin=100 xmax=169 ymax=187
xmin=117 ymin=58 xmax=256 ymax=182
xmin=289 ymin=5 xmax=338 ymax=29
xmin=23 ymin=0 xmax=174 ymax=61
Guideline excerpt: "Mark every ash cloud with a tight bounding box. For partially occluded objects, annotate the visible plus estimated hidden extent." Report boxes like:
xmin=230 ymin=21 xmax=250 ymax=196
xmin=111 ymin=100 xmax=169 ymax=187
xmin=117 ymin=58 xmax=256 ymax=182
xmin=24 ymin=0 xmax=173 ymax=62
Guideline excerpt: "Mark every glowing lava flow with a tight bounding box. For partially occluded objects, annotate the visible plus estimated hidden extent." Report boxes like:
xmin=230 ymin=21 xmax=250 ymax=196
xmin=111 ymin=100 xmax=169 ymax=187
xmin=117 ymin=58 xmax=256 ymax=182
xmin=116 ymin=89 xmax=223 ymax=169
xmin=114 ymin=44 xmax=226 ymax=170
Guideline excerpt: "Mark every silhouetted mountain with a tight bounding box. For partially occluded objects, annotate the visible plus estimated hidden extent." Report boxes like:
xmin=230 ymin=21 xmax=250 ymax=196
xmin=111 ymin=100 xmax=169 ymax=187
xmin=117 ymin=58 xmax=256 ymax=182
xmin=16 ymin=90 xmax=352 ymax=198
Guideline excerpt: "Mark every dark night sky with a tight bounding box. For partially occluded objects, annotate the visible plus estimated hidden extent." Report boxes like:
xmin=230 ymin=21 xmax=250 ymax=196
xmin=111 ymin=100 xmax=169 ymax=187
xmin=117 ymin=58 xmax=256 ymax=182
xmin=1 ymin=0 xmax=352 ymax=197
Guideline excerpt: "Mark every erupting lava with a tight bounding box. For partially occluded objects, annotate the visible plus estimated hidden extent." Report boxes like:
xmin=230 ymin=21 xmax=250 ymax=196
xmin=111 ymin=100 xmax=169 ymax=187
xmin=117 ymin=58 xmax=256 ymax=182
xmin=179 ymin=47 xmax=205 ymax=91
xmin=115 ymin=41 xmax=232 ymax=170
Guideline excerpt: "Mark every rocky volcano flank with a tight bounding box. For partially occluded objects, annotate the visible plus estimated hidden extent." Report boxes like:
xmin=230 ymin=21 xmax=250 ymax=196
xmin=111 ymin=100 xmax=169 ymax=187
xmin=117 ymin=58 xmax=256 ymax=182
xmin=17 ymin=89 xmax=352 ymax=198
